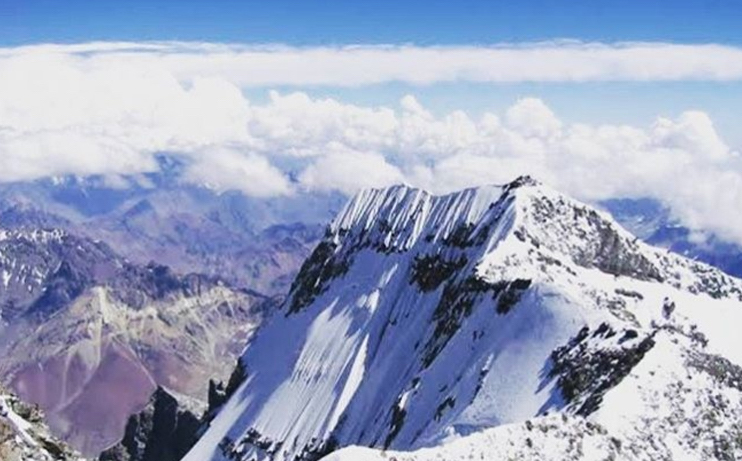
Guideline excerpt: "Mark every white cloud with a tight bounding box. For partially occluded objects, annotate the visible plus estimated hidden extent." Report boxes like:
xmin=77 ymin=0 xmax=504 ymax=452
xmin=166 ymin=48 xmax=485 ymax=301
xmin=505 ymin=98 xmax=562 ymax=139
xmin=4 ymin=41 xmax=742 ymax=88
xmin=183 ymin=148 xmax=291 ymax=197
xmin=245 ymin=91 xmax=397 ymax=158
xmin=298 ymin=148 xmax=405 ymax=195
xmin=652 ymin=111 xmax=731 ymax=162
xmin=1 ymin=41 xmax=742 ymax=243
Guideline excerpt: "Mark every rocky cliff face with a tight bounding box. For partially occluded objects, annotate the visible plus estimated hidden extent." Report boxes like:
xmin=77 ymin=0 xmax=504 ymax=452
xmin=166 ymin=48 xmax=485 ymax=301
xmin=99 ymin=387 xmax=203 ymax=461
xmin=182 ymin=177 xmax=742 ymax=461
xmin=0 ymin=227 xmax=273 ymax=455
xmin=602 ymin=197 xmax=742 ymax=279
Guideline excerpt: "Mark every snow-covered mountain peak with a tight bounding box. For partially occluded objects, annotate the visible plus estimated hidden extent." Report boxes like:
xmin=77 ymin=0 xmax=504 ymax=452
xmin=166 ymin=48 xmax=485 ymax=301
xmin=495 ymin=180 xmax=742 ymax=299
xmin=327 ymin=175 xmax=636 ymax=264
xmin=309 ymin=177 xmax=741 ymax=316
xmin=185 ymin=177 xmax=742 ymax=461
xmin=0 ymin=227 xmax=68 ymax=244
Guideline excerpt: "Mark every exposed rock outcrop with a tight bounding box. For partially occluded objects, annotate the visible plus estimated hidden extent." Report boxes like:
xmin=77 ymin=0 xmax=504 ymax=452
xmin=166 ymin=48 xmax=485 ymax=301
xmin=99 ymin=387 xmax=203 ymax=461
xmin=0 ymin=385 xmax=83 ymax=461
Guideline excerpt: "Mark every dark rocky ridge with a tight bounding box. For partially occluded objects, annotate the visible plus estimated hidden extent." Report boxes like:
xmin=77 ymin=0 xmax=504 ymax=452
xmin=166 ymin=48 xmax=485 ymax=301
xmin=548 ymin=325 xmax=657 ymax=416
xmin=99 ymin=387 xmax=202 ymax=461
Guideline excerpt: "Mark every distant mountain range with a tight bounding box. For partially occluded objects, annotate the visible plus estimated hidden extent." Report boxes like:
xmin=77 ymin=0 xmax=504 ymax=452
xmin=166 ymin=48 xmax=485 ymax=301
xmin=0 ymin=226 xmax=271 ymax=455
xmin=0 ymin=160 xmax=344 ymax=295
xmin=0 ymin=165 xmax=342 ymax=455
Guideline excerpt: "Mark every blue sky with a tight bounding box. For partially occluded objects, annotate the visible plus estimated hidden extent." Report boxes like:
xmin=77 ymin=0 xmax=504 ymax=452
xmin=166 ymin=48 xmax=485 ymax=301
xmin=3 ymin=0 xmax=741 ymax=45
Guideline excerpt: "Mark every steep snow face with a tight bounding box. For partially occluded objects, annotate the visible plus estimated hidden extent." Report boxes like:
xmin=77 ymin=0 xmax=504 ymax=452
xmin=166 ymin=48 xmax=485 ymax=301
xmin=329 ymin=183 xmax=503 ymax=250
xmin=185 ymin=176 xmax=742 ymax=461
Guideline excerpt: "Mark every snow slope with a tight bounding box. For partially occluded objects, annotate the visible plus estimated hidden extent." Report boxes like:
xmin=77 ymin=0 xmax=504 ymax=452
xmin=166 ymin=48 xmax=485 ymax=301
xmin=185 ymin=176 xmax=742 ymax=461
xmin=325 ymin=328 xmax=742 ymax=461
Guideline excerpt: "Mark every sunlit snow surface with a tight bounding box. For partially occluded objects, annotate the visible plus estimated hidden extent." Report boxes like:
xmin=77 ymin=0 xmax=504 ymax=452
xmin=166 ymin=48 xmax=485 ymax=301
xmin=186 ymin=177 xmax=742 ymax=461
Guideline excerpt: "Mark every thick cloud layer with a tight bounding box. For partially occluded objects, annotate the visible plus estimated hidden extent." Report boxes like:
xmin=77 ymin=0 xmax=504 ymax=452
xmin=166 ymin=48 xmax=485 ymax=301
xmin=4 ymin=41 xmax=742 ymax=85
xmin=1 ymin=42 xmax=741 ymax=244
